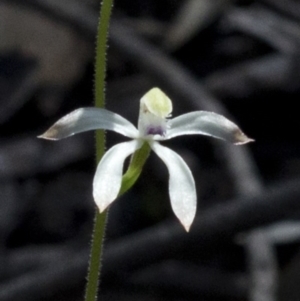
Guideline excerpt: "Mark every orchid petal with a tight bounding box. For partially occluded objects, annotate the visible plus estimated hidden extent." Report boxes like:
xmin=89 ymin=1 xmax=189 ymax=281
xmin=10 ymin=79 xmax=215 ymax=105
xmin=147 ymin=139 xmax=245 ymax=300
xmin=38 ymin=108 xmax=139 ymax=140
xmin=150 ymin=141 xmax=196 ymax=231
xmin=93 ymin=140 xmax=142 ymax=212
xmin=166 ymin=111 xmax=253 ymax=144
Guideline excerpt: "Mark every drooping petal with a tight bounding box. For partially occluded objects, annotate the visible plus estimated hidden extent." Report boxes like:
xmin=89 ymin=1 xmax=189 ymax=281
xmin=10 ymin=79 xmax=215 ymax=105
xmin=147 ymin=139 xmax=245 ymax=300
xmin=38 ymin=108 xmax=139 ymax=140
xmin=165 ymin=111 xmax=253 ymax=144
xmin=93 ymin=140 xmax=142 ymax=212
xmin=150 ymin=141 xmax=196 ymax=231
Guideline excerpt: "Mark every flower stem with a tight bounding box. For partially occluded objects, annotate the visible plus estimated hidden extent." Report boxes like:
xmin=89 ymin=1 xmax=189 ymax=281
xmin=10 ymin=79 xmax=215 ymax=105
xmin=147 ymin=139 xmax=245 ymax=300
xmin=84 ymin=211 xmax=108 ymax=301
xmin=85 ymin=0 xmax=113 ymax=300
xmin=85 ymin=1 xmax=151 ymax=300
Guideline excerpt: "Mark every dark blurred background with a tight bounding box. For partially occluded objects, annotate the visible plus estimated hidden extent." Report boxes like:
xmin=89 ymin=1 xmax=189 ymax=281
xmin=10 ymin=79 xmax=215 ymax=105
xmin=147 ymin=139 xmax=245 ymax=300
xmin=1 ymin=0 xmax=300 ymax=300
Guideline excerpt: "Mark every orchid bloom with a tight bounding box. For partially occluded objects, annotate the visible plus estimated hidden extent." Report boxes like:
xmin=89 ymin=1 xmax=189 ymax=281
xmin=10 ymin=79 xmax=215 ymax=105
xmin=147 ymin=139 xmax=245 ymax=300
xmin=39 ymin=88 xmax=252 ymax=231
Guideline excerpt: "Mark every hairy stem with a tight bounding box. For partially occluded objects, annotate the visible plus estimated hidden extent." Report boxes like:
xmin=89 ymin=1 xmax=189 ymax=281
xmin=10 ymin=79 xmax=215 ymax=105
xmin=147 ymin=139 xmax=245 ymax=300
xmin=85 ymin=0 xmax=113 ymax=300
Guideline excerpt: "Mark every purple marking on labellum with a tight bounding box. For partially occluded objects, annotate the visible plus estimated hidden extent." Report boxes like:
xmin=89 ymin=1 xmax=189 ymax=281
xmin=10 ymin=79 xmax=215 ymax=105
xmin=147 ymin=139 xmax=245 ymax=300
xmin=146 ymin=126 xmax=165 ymax=136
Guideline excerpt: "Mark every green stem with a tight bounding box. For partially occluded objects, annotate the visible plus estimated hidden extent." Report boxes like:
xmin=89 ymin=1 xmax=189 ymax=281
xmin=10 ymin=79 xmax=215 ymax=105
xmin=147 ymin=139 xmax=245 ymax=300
xmin=85 ymin=0 xmax=113 ymax=300
xmin=84 ymin=211 xmax=107 ymax=301
xmin=85 ymin=1 xmax=151 ymax=300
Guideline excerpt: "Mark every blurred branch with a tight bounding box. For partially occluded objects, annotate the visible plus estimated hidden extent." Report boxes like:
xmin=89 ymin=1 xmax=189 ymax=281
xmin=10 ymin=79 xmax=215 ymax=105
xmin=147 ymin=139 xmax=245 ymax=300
xmin=238 ymin=221 xmax=300 ymax=246
xmin=244 ymin=231 xmax=278 ymax=301
xmin=2 ymin=0 xmax=96 ymax=39
xmin=236 ymin=220 xmax=300 ymax=301
xmin=0 ymin=248 xmax=88 ymax=301
xmin=262 ymin=0 xmax=300 ymax=22
xmin=0 ymin=134 xmax=92 ymax=178
xmin=130 ymin=260 xmax=247 ymax=299
xmin=0 ymin=53 xmax=38 ymax=124
xmin=5 ymin=246 xmax=75 ymax=278
xmin=237 ymin=220 xmax=300 ymax=301
xmin=223 ymin=6 xmax=300 ymax=54
xmin=164 ymin=0 xmax=233 ymax=50
xmin=205 ymin=54 xmax=300 ymax=98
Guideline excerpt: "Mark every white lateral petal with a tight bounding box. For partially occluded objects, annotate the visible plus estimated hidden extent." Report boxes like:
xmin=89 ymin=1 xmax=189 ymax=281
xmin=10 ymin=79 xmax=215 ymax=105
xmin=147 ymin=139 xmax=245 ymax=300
xmin=151 ymin=142 xmax=196 ymax=231
xmin=93 ymin=140 xmax=142 ymax=212
xmin=166 ymin=111 xmax=253 ymax=144
xmin=38 ymin=108 xmax=138 ymax=140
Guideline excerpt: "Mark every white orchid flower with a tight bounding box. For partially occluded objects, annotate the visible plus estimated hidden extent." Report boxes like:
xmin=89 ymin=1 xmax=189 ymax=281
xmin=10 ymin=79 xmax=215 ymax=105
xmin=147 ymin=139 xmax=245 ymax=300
xmin=39 ymin=88 xmax=252 ymax=231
